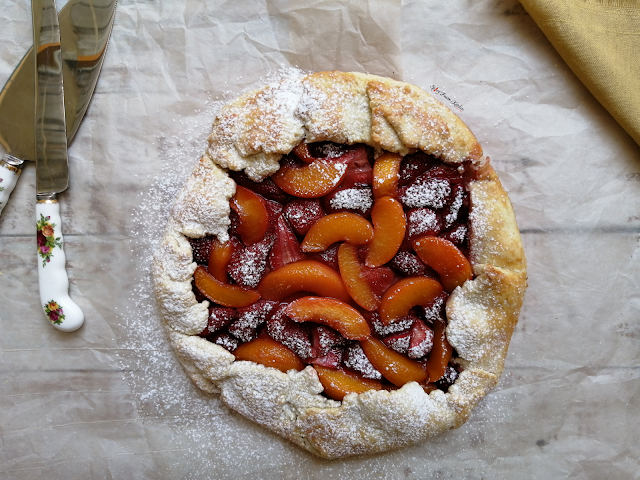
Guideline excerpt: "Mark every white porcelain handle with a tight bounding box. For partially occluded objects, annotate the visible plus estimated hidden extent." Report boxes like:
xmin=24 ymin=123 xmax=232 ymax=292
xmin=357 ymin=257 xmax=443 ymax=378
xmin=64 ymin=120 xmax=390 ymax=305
xmin=36 ymin=198 xmax=84 ymax=332
xmin=0 ymin=155 xmax=24 ymax=215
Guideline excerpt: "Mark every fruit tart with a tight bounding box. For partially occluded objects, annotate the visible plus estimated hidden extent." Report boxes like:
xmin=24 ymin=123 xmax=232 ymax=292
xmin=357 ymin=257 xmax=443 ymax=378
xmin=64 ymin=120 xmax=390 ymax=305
xmin=153 ymin=71 xmax=527 ymax=458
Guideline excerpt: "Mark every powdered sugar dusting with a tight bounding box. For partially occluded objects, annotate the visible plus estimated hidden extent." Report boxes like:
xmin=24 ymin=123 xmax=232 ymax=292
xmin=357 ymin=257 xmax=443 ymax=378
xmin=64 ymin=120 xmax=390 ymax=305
xmin=329 ymin=188 xmax=373 ymax=213
xmin=400 ymin=178 xmax=451 ymax=209
xmin=407 ymin=208 xmax=439 ymax=237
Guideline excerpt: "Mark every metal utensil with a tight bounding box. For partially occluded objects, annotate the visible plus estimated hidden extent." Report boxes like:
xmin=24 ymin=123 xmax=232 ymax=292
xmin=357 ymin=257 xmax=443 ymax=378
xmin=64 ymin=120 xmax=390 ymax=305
xmin=0 ymin=0 xmax=117 ymax=214
xmin=32 ymin=0 xmax=82 ymax=331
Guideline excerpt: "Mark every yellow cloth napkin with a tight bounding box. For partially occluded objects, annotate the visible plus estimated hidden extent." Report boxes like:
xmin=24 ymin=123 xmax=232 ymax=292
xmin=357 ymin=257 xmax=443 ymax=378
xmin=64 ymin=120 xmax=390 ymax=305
xmin=520 ymin=0 xmax=640 ymax=147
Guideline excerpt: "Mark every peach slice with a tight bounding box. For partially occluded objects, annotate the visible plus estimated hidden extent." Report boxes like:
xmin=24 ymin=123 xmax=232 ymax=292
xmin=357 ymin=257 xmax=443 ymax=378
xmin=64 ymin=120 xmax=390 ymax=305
xmin=234 ymin=337 xmax=305 ymax=372
xmin=379 ymin=277 xmax=443 ymax=325
xmin=337 ymin=242 xmax=379 ymax=311
xmin=193 ymin=265 xmax=260 ymax=307
xmin=230 ymin=185 xmax=269 ymax=245
xmin=412 ymin=236 xmax=472 ymax=292
xmin=314 ymin=366 xmax=382 ymax=401
xmin=292 ymin=142 xmax=315 ymax=164
xmin=372 ymin=152 xmax=402 ymax=198
xmin=272 ymin=157 xmax=348 ymax=198
xmin=286 ymin=297 xmax=371 ymax=340
xmin=301 ymin=212 xmax=374 ymax=252
xmin=424 ymin=319 xmax=453 ymax=383
xmin=257 ymin=260 xmax=351 ymax=303
xmin=208 ymin=239 xmax=236 ymax=283
xmin=365 ymin=197 xmax=406 ymax=268
xmin=419 ymin=382 xmax=438 ymax=394
xmin=360 ymin=337 xmax=428 ymax=386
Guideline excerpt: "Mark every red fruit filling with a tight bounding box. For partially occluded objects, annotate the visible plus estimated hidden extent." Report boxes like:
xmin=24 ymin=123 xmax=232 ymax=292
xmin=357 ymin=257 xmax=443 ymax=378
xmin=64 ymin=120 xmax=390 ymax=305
xmin=188 ymin=143 xmax=476 ymax=400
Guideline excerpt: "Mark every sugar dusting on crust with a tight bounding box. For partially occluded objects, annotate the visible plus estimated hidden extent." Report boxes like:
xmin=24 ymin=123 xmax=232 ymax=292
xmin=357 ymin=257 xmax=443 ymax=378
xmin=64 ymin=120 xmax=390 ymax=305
xmin=149 ymin=70 xmax=526 ymax=459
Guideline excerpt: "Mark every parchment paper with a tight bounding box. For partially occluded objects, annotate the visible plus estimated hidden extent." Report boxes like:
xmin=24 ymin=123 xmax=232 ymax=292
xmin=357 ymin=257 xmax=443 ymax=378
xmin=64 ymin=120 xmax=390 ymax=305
xmin=1 ymin=0 xmax=639 ymax=478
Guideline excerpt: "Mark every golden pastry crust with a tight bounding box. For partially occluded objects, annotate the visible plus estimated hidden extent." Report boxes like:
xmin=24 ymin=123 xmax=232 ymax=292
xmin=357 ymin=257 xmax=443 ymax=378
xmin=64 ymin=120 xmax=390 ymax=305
xmin=153 ymin=70 xmax=527 ymax=458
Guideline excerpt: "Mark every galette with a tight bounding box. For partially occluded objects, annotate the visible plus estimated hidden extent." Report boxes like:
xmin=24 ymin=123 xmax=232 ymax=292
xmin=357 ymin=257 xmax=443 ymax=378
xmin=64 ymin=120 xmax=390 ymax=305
xmin=153 ymin=70 xmax=527 ymax=458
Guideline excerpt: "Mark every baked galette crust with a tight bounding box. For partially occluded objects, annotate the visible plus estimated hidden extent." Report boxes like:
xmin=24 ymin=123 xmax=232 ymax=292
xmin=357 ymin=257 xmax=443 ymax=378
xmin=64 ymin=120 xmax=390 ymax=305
xmin=153 ymin=71 xmax=527 ymax=458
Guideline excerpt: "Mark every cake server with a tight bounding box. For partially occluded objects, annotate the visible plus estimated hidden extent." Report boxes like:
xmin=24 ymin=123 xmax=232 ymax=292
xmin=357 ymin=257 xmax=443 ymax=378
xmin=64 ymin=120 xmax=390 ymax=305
xmin=32 ymin=0 xmax=81 ymax=331
xmin=0 ymin=0 xmax=117 ymax=215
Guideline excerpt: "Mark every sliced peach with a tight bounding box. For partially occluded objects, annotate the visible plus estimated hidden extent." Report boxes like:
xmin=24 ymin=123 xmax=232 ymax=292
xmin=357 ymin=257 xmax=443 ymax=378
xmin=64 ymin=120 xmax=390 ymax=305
xmin=208 ymin=239 xmax=236 ymax=283
xmin=412 ymin=236 xmax=472 ymax=292
xmin=286 ymin=296 xmax=371 ymax=340
xmin=314 ymin=366 xmax=382 ymax=401
xmin=424 ymin=319 xmax=453 ymax=383
xmin=292 ymin=142 xmax=315 ymax=164
xmin=230 ymin=185 xmax=269 ymax=245
xmin=365 ymin=197 xmax=406 ymax=267
xmin=257 ymin=260 xmax=351 ymax=303
xmin=360 ymin=337 xmax=428 ymax=386
xmin=419 ymin=382 xmax=438 ymax=394
xmin=193 ymin=265 xmax=260 ymax=307
xmin=372 ymin=152 xmax=402 ymax=198
xmin=272 ymin=157 xmax=348 ymax=198
xmin=301 ymin=213 xmax=374 ymax=252
xmin=338 ymin=242 xmax=379 ymax=311
xmin=379 ymin=277 xmax=443 ymax=325
xmin=234 ymin=337 xmax=305 ymax=372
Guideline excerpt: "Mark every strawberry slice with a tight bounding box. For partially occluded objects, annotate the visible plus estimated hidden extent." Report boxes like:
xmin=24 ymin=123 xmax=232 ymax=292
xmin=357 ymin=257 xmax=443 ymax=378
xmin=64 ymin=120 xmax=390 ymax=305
xmin=441 ymin=223 xmax=468 ymax=246
xmin=322 ymin=187 xmax=373 ymax=216
xmin=406 ymin=207 xmax=442 ymax=242
xmin=343 ymin=343 xmax=382 ymax=380
xmin=340 ymin=146 xmax=372 ymax=188
xmin=309 ymin=346 xmax=344 ymax=369
xmin=264 ymin=199 xmax=284 ymax=224
xmin=306 ymin=243 xmax=340 ymax=270
xmin=227 ymin=233 xmax=275 ymax=288
xmin=362 ymin=310 xmax=415 ymax=337
xmin=228 ymin=299 xmax=276 ymax=343
xmin=398 ymin=153 xmax=436 ymax=186
xmin=360 ymin=265 xmax=396 ymax=299
xmin=398 ymin=176 xmax=451 ymax=210
xmin=390 ymin=250 xmax=427 ymax=277
xmin=422 ymin=291 xmax=448 ymax=324
xmin=211 ymin=333 xmax=240 ymax=353
xmin=283 ymin=198 xmax=325 ymax=237
xmin=201 ymin=306 xmax=238 ymax=336
xmin=270 ymin=215 xmax=306 ymax=270
xmin=381 ymin=330 xmax=411 ymax=354
xmin=309 ymin=324 xmax=346 ymax=358
xmin=188 ymin=236 xmax=215 ymax=265
xmin=266 ymin=303 xmax=313 ymax=360
xmin=407 ymin=319 xmax=434 ymax=359
xmin=422 ymin=164 xmax=464 ymax=183
xmin=442 ymin=184 xmax=466 ymax=228
xmin=435 ymin=365 xmax=460 ymax=392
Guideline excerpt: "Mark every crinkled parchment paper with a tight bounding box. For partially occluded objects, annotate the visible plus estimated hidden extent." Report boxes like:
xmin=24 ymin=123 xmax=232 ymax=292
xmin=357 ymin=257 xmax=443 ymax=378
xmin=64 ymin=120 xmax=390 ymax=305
xmin=1 ymin=0 xmax=639 ymax=478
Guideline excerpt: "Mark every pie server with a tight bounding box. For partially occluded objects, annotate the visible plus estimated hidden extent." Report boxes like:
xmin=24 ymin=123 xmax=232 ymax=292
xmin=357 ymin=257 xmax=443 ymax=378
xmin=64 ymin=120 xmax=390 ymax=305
xmin=0 ymin=0 xmax=117 ymax=215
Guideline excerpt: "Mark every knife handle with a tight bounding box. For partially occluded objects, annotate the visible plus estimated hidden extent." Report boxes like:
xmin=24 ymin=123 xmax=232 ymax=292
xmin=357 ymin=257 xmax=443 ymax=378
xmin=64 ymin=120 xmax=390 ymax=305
xmin=36 ymin=197 xmax=84 ymax=332
xmin=0 ymin=155 xmax=24 ymax=215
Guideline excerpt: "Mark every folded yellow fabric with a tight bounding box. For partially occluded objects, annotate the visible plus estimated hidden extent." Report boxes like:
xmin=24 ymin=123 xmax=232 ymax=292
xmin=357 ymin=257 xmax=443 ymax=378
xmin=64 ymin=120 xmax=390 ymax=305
xmin=520 ymin=0 xmax=640 ymax=146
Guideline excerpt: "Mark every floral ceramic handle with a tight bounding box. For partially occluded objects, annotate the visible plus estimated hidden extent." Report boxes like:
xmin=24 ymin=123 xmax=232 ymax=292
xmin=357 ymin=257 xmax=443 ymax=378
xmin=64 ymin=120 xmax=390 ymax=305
xmin=36 ymin=198 xmax=84 ymax=332
xmin=0 ymin=155 xmax=23 ymax=215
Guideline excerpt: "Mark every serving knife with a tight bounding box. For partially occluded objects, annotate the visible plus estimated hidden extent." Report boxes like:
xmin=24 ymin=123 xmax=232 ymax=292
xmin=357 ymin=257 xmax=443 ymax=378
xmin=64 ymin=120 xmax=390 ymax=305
xmin=0 ymin=0 xmax=117 ymax=215
xmin=32 ymin=0 xmax=83 ymax=332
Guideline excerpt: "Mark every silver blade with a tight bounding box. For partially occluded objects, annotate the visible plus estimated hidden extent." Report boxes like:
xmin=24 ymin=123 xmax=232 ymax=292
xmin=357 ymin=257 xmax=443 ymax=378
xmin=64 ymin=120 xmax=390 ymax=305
xmin=33 ymin=0 xmax=69 ymax=196
xmin=0 ymin=0 xmax=116 ymax=162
